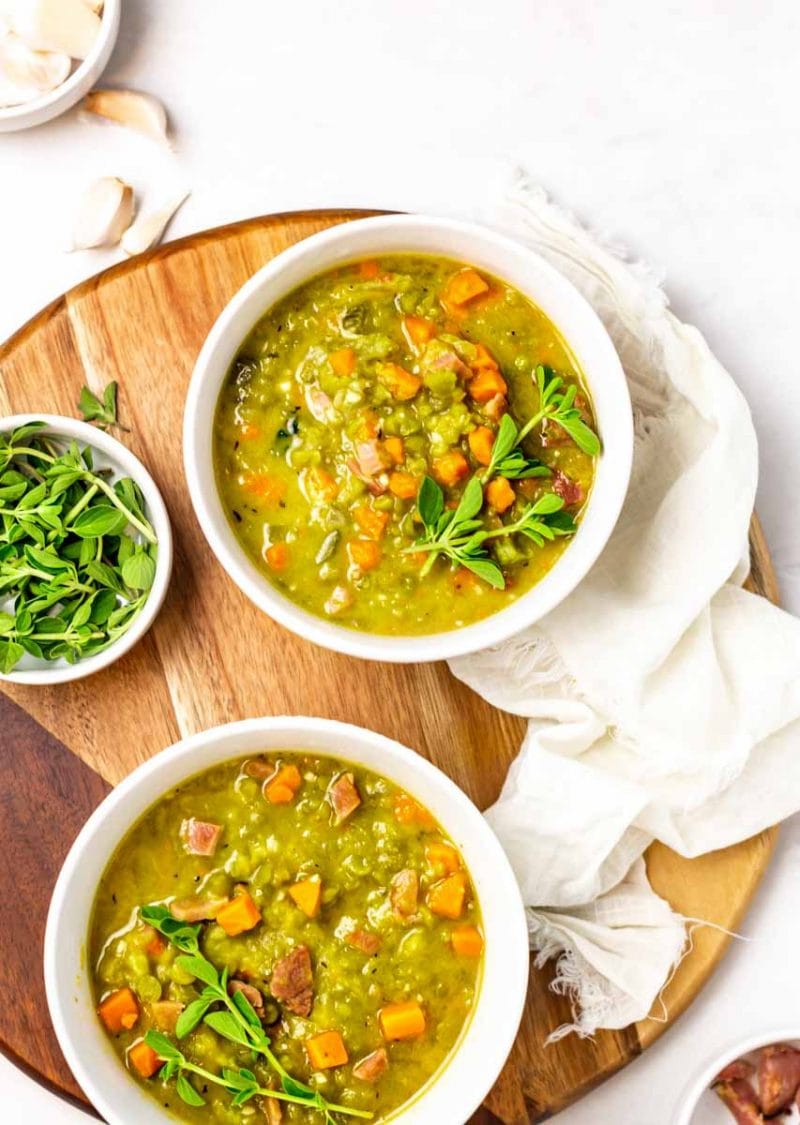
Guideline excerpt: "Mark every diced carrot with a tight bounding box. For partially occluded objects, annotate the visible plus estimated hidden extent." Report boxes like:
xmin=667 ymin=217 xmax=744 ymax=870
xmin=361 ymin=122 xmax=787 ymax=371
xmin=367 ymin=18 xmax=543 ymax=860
xmin=426 ymin=841 xmax=461 ymax=874
xmin=388 ymin=472 xmax=418 ymax=500
xmin=468 ymin=426 xmax=495 ymax=466
xmin=472 ymin=343 xmax=499 ymax=370
xmin=486 ymin=477 xmax=515 ymax=513
xmin=216 ymin=891 xmax=261 ymax=937
xmin=347 ymin=539 xmax=382 ymax=571
xmin=265 ymin=764 xmax=302 ymax=804
xmin=265 ymin=542 xmax=290 ymax=571
xmin=379 ymin=363 xmax=422 ymax=401
xmin=305 ymin=466 xmax=339 ymax=502
xmin=442 ymin=268 xmax=490 ymax=307
xmin=451 ymin=925 xmax=484 ymax=957
xmin=427 ymin=873 xmax=467 ymax=919
xmin=128 ymin=1040 xmax=162 ymax=1079
xmin=383 ymin=436 xmax=405 ymax=465
xmin=402 ymin=316 xmax=436 ymax=350
xmin=305 ymin=1030 xmax=349 ymax=1070
xmin=362 ymin=410 xmax=380 ymax=439
xmin=433 ymin=451 xmax=469 ymax=487
xmin=242 ymin=473 xmax=286 ymax=504
xmin=144 ymin=929 xmax=166 ymax=958
xmin=453 ymin=567 xmax=480 ymax=593
xmin=468 ymin=369 xmax=508 ymax=403
xmin=393 ymin=792 xmax=437 ymax=828
xmin=98 ymin=988 xmax=140 ymax=1034
xmin=379 ymin=1001 xmax=426 ymax=1042
xmin=329 ymin=348 xmax=355 ymax=376
xmin=354 ymin=506 xmax=389 ymax=540
xmin=288 ymin=877 xmax=322 ymax=919
xmin=358 ymin=259 xmax=380 ymax=279
xmin=239 ymin=422 xmax=262 ymax=441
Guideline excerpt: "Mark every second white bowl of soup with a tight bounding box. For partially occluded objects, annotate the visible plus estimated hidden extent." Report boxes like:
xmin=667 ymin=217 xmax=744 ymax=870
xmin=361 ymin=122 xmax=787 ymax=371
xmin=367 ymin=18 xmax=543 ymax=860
xmin=184 ymin=215 xmax=632 ymax=661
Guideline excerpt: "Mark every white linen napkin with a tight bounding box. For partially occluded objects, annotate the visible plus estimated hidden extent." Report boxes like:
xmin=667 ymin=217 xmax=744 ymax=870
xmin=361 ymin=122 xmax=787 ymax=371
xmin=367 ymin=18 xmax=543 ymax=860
xmin=449 ymin=174 xmax=800 ymax=1036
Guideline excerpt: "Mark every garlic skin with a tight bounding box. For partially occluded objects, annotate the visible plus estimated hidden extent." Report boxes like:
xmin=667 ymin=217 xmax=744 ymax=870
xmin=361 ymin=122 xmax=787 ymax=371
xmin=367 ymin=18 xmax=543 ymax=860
xmin=121 ymin=191 xmax=189 ymax=257
xmin=71 ymin=177 xmax=134 ymax=251
xmin=83 ymin=89 xmax=169 ymax=145
xmin=5 ymin=0 xmax=101 ymax=60
xmin=0 ymin=32 xmax=70 ymax=107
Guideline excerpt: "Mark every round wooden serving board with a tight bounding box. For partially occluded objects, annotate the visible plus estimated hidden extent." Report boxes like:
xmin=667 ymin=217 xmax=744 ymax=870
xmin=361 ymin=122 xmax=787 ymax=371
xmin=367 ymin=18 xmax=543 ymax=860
xmin=0 ymin=210 xmax=780 ymax=1124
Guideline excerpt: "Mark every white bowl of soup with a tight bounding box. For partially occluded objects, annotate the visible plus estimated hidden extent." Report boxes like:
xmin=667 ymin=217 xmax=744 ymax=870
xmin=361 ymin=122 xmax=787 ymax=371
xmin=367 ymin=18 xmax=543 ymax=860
xmin=45 ymin=715 xmax=530 ymax=1125
xmin=184 ymin=215 xmax=632 ymax=662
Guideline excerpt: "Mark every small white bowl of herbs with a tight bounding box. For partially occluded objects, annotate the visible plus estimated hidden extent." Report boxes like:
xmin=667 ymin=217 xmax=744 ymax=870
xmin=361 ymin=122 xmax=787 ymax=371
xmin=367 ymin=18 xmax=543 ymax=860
xmin=0 ymin=392 xmax=172 ymax=684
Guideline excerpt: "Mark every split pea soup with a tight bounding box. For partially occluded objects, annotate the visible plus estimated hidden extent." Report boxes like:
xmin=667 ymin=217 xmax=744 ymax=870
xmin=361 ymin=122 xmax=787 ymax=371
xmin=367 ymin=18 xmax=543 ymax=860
xmin=91 ymin=752 xmax=483 ymax=1123
xmin=213 ymin=255 xmax=599 ymax=635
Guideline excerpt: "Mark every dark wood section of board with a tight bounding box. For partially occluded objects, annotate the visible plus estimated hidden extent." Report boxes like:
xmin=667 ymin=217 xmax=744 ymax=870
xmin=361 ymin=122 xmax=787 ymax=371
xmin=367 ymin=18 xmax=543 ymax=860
xmin=0 ymin=694 xmax=109 ymax=1113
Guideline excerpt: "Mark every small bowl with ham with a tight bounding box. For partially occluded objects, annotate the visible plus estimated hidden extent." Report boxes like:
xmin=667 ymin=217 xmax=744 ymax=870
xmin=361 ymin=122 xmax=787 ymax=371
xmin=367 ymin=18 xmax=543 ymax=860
xmin=677 ymin=1031 xmax=800 ymax=1125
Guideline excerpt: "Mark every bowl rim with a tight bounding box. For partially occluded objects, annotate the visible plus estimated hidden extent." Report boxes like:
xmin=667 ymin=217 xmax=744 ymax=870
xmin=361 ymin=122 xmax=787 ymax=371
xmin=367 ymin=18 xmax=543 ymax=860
xmin=44 ymin=714 xmax=531 ymax=1125
xmin=183 ymin=213 xmax=633 ymax=663
xmin=0 ymin=0 xmax=121 ymax=132
xmin=0 ymin=412 xmax=173 ymax=684
xmin=674 ymin=1026 xmax=800 ymax=1124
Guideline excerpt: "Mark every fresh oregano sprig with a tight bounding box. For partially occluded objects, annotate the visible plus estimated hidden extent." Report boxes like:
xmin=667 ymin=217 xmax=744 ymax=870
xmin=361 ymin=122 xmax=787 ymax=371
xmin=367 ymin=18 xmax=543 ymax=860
xmin=78 ymin=381 xmax=128 ymax=431
xmin=140 ymin=905 xmax=371 ymax=1122
xmin=0 ymin=422 xmax=158 ymax=674
xmin=482 ymin=412 xmax=552 ymax=482
xmin=518 ymin=365 xmax=600 ymax=456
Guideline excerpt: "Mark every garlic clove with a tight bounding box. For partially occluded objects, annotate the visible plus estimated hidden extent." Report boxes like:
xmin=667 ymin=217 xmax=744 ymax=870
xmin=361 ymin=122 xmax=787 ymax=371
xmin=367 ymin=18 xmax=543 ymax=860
xmin=81 ymin=0 xmax=104 ymax=12
xmin=83 ymin=88 xmax=169 ymax=144
xmin=121 ymin=191 xmax=189 ymax=257
xmin=0 ymin=33 xmax=71 ymax=107
xmin=71 ymin=177 xmax=135 ymax=251
xmin=7 ymin=0 xmax=101 ymax=60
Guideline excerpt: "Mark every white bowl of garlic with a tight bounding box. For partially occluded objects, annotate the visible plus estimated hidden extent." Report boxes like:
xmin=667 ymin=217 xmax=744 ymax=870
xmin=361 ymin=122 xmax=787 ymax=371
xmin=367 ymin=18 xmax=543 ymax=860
xmin=0 ymin=0 xmax=120 ymax=132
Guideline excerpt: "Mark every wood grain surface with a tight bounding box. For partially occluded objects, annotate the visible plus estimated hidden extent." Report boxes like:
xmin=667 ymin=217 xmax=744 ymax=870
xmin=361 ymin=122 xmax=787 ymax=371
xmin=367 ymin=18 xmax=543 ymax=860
xmin=0 ymin=209 xmax=780 ymax=1124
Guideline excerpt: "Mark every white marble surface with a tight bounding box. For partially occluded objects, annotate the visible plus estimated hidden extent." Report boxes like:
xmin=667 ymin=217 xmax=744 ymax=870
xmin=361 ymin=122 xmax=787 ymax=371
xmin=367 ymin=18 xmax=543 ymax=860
xmin=1 ymin=0 xmax=799 ymax=1121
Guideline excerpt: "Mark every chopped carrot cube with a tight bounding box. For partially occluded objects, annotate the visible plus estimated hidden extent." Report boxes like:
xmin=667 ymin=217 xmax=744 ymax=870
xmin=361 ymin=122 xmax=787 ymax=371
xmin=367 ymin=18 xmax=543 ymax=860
xmin=216 ymin=892 xmax=261 ymax=937
xmin=329 ymin=348 xmax=355 ymax=376
xmin=379 ymin=1001 xmax=426 ymax=1041
xmin=393 ymin=792 xmax=437 ymax=828
xmin=442 ymin=268 xmax=490 ymax=307
xmin=453 ymin=567 xmax=480 ymax=593
xmin=242 ymin=473 xmax=286 ymax=504
xmin=451 ymin=925 xmax=484 ymax=957
xmin=265 ymin=542 xmax=290 ymax=571
xmin=471 ymin=343 xmax=499 ymax=370
xmin=305 ymin=466 xmax=339 ymax=502
xmin=358 ymin=259 xmax=380 ymax=279
xmin=128 ymin=1040 xmax=162 ymax=1079
xmin=379 ymin=362 xmax=422 ymax=401
xmin=347 ymin=539 xmax=382 ymax=571
xmin=426 ymin=842 xmax=461 ymax=874
xmin=486 ymin=477 xmax=515 ymax=513
xmin=98 ymin=987 xmax=140 ymax=1034
xmin=239 ymin=422 xmax=262 ymax=441
xmin=402 ymin=316 xmax=436 ymax=350
xmin=468 ymin=426 xmax=495 ymax=466
xmin=388 ymin=472 xmax=418 ymax=500
xmin=288 ymin=877 xmax=322 ymax=919
xmin=144 ymin=929 xmax=166 ymax=958
xmin=427 ymin=873 xmax=467 ymax=919
xmin=306 ymin=1030 xmax=349 ymax=1070
xmin=383 ymin=436 xmax=405 ymax=465
xmin=265 ymin=764 xmax=302 ymax=804
xmin=354 ymin=506 xmax=389 ymax=540
xmin=362 ymin=410 xmax=380 ymax=439
xmin=469 ymin=369 xmax=508 ymax=403
xmin=433 ymin=451 xmax=469 ymax=487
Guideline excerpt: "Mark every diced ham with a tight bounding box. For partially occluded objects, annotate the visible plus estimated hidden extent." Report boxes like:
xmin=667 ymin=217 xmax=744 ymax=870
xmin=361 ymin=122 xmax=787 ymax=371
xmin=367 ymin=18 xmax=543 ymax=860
xmin=150 ymin=1001 xmax=184 ymax=1033
xmin=355 ymin=440 xmax=386 ymax=476
xmin=758 ymin=1044 xmax=800 ymax=1114
xmin=306 ymin=387 xmax=337 ymax=423
xmin=169 ymin=893 xmax=229 ymax=922
xmin=346 ymin=457 xmax=388 ymax=495
xmin=540 ymin=418 xmax=569 ymax=447
xmin=229 ymin=979 xmax=265 ymax=1016
xmin=324 ymin=585 xmax=354 ymax=617
xmin=714 ymin=1059 xmax=755 ymax=1084
xmin=428 ymin=350 xmax=470 ymax=379
xmin=551 ymin=469 xmax=584 ymax=507
xmin=270 ymin=945 xmax=314 ymax=1017
xmin=345 ymin=929 xmax=382 ymax=955
xmin=712 ymin=1080 xmax=764 ymax=1125
xmin=352 ymin=1048 xmax=389 ymax=1083
xmin=327 ymin=772 xmax=362 ymax=825
xmin=260 ymin=1097 xmax=283 ymax=1124
xmin=482 ymin=393 xmax=507 ymax=422
xmin=390 ymin=868 xmax=419 ymax=918
xmin=244 ymin=759 xmax=275 ymax=780
xmin=180 ymin=818 xmax=222 ymax=857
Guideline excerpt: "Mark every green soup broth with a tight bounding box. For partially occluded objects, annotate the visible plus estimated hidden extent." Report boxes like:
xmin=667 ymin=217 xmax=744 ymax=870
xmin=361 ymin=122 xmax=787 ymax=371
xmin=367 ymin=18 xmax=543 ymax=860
xmin=212 ymin=254 xmax=598 ymax=635
xmin=90 ymin=752 xmax=483 ymax=1123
